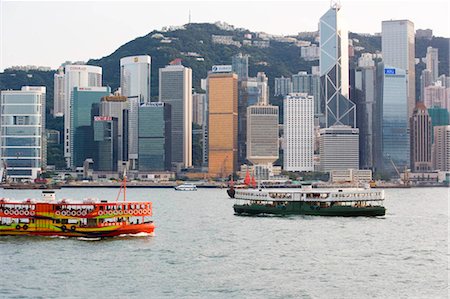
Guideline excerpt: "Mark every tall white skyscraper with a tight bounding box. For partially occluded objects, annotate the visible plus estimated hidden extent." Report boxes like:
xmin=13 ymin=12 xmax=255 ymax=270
xmin=63 ymin=65 xmax=102 ymax=168
xmin=0 ymin=87 xmax=46 ymax=181
xmin=53 ymin=67 xmax=65 ymax=117
xmin=426 ymin=47 xmax=439 ymax=83
xmin=319 ymin=3 xmax=355 ymax=128
xmin=382 ymin=19 xmax=415 ymax=117
xmin=319 ymin=126 xmax=359 ymax=172
xmin=120 ymin=55 xmax=151 ymax=170
xmin=159 ymin=63 xmax=193 ymax=168
xmin=284 ymin=93 xmax=314 ymax=171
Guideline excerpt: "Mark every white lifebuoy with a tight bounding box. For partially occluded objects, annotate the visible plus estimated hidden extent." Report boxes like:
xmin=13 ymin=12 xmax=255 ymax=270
xmin=138 ymin=209 xmax=143 ymax=214
xmin=24 ymin=211 xmax=30 ymax=216
xmin=81 ymin=210 xmax=87 ymax=216
xmin=71 ymin=211 xmax=77 ymax=216
xmin=119 ymin=210 xmax=123 ymax=215
xmin=76 ymin=211 xmax=81 ymax=216
xmin=4 ymin=210 xmax=10 ymax=215
xmin=13 ymin=210 xmax=19 ymax=216
xmin=30 ymin=211 xmax=35 ymax=216
xmin=55 ymin=211 xmax=61 ymax=216
xmin=62 ymin=211 xmax=67 ymax=216
xmin=98 ymin=210 xmax=103 ymax=216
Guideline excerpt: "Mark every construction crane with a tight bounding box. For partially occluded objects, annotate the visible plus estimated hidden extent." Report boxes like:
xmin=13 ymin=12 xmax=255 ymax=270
xmin=388 ymin=156 xmax=410 ymax=186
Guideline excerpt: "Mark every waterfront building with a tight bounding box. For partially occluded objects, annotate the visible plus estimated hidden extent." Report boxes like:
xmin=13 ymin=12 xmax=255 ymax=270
xmin=0 ymin=86 xmax=46 ymax=181
xmin=246 ymin=105 xmax=279 ymax=166
xmin=423 ymin=85 xmax=449 ymax=113
xmin=283 ymin=93 xmax=314 ymax=172
xmin=354 ymin=63 xmax=377 ymax=170
xmin=232 ymin=53 xmax=249 ymax=81
xmin=192 ymin=93 xmax=206 ymax=126
xmin=433 ymin=125 xmax=450 ymax=171
xmin=63 ymin=65 xmax=102 ymax=168
xmin=138 ymin=103 xmax=172 ymax=171
xmin=379 ymin=65 xmax=410 ymax=173
xmin=93 ymin=116 xmax=118 ymax=172
xmin=426 ymin=47 xmax=439 ymax=82
xmin=382 ymin=19 xmax=415 ymax=117
xmin=410 ymin=103 xmax=432 ymax=172
xmin=319 ymin=126 xmax=360 ymax=172
xmin=120 ymin=55 xmax=151 ymax=170
xmin=319 ymin=3 xmax=356 ymax=128
xmin=53 ymin=67 xmax=64 ymax=117
xmin=99 ymin=95 xmax=129 ymax=170
xmin=159 ymin=63 xmax=192 ymax=169
xmin=207 ymin=73 xmax=238 ymax=178
xmin=274 ymin=77 xmax=293 ymax=97
xmin=70 ymin=87 xmax=110 ymax=169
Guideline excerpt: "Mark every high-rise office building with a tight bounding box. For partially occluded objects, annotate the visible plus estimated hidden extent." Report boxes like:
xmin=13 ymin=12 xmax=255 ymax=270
xmin=423 ymin=85 xmax=448 ymax=112
xmin=232 ymin=53 xmax=249 ymax=81
xmin=53 ymin=67 xmax=65 ymax=117
xmin=63 ymin=65 xmax=102 ymax=168
xmin=0 ymin=87 xmax=46 ymax=181
xmin=100 ymin=95 xmax=129 ymax=170
xmin=428 ymin=107 xmax=449 ymax=131
xmin=292 ymin=72 xmax=310 ymax=94
xmin=70 ymin=87 xmax=110 ymax=169
xmin=120 ymin=55 xmax=151 ymax=170
xmin=192 ymin=93 xmax=206 ymax=126
xmin=159 ymin=63 xmax=192 ymax=169
xmin=379 ymin=65 xmax=410 ymax=173
xmin=284 ymin=93 xmax=314 ymax=171
xmin=319 ymin=3 xmax=356 ymax=128
xmin=382 ymin=19 xmax=415 ymax=117
xmin=93 ymin=116 xmax=118 ymax=172
xmin=247 ymin=105 xmax=279 ymax=165
xmin=319 ymin=126 xmax=360 ymax=172
xmin=207 ymin=73 xmax=238 ymax=178
xmin=410 ymin=103 xmax=432 ymax=172
xmin=354 ymin=64 xmax=377 ymax=170
xmin=420 ymin=69 xmax=433 ymax=101
xmin=138 ymin=103 xmax=172 ymax=171
xmin=433 ymin=125 xmax=450 ymax=171
xmin=426 ymin=47 xmax=439 ymax=82
xmin=274 ymin=77 xmax=293 ymax=96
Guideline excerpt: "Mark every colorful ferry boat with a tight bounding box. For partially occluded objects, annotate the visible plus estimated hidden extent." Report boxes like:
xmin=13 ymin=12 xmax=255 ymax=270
xmin=229 ymin=187 xmax=386 ymax=217
xmin=0 ymin=180 xmax=155 ymax=238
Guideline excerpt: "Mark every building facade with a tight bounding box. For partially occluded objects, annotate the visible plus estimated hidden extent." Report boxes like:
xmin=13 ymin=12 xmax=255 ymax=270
xmin=426 ymin=47 xmax=439 ymax=82
xmin=192 ymin=93 xmax=206 ymax=126
xmin=283 ymin=93 xmax=314 ymax=172
xmin=274 ymin=77 xmax=293 ymax=97
xmin=159 ymin=63 xmax=193 ymax=169
xmin=138 ymin=103 xmax=172 ymax=171
xmin=53 ymin=67 xmax=65 ymax=117
xmin=319 ymin=126 xmax=360 ymax=172
xmin=63 ymin=65 xmax=102 ymax=168
xmin=433 ymin=125 xmax=450 ymax=171
xmin=410 ymin=103 xmax=432 ymax=172
xmin=381 ymin=19 xmax=415 ymax=117
xmin=207 ymin=73 xmax=238 ymax=178
xmin=232 ymin=53 xmax=249 ymax=81
xmin=70 ymin=87 xmax=110 ymax=169
xmin=93 ymin=116 xmax=118 ymax=172
xmin=0 ymin=87 xmax=46 ymax=181
xmin=246 ymin=105 xmax=279 ymax=165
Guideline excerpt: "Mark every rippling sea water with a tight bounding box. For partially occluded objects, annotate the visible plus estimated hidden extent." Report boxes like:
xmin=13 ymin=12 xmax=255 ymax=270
xmin=0 ymin=187 xmax=448 ymax=298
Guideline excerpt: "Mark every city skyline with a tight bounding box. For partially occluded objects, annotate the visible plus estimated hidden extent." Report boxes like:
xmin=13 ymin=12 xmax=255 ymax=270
xmin=1 ymin=0 xmax=449 ymax=71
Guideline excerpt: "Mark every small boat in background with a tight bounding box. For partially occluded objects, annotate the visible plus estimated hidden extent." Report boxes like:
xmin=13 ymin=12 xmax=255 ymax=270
xmin=174 ymin=183 xmax=197 ymax=191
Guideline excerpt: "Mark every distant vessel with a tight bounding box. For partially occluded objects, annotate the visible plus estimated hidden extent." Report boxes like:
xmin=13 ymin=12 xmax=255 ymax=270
xmin=229 ymin=187 xmax=386 ymax=217
xmin=0 ymin=177 xmax=155 ymax=238
xmin=174 ymin=183 xmax=197 ymax=191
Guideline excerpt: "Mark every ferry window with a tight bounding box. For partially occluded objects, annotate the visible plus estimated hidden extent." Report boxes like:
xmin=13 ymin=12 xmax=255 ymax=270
xmin=55 ymin=219 xmax=60 ymax=224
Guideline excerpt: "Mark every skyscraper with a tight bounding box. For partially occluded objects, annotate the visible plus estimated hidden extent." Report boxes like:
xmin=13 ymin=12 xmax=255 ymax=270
xmin=284 ymin=93 xmax=314 ymax=171
xmin=420 ymin=69 xmax=433 ymax=101
xmin=232 ymin=53 xmax=249 ymax=81
xmin=63 ymin=65 xmax=102 ymax=168
xmin=53 ymin=67 xmax=64 ymax=117
xmin=379 ymin=65 xmax=410 ymax=173
xmin=207 ymin=72 xmax=238 ymax=178
xmin=159 ymin=63 xmax=193 ymax=169
xmin=319 ymin=126 xmax=360 ymax=172
xmin=319 ymin=3 xmax=356 ymax=128
xmin=274 ymin=77 xmax=292 ymax=96
xmin=410 ymin=103 xmax=432 ymax=172
xmin=192 ymin=93 xmax=206 ymax=126
xmin=433 ymin=125 xmax=450 ymax=171
xmin=382 ymin=19 xmax=415 ymax=117
xmin=0 ymin=87 xmax=46 ymax=181
xmin=138 ymin=103 xmax=172 ymax=171
xmin=423 ymin=85 xmax=448 ymax=112
xmin=70 ymin=87 xmax=110 ymax=169
xmin=426 ymin=47 xmax=439 ymax=82
xmin=120 ymin=55 xmax=151 ymax=170
xmin=93 ymin=116 xmax=118 ymax=172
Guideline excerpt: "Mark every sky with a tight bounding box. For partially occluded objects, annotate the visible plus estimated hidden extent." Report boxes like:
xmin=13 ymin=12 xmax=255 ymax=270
xmin=1 ymin=0 xmax=449 ymax=71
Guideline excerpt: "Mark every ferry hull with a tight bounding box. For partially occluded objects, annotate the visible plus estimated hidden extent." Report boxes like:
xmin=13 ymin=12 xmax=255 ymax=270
xmin=233 ymin=204 xmax=385 ymax=217
xmin=0 ymin=223 xmax=155 ymax=238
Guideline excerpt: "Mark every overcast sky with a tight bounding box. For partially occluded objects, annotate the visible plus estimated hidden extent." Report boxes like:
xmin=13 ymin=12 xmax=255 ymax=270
xmin=1 ymin=0 xmax=449 ymax=71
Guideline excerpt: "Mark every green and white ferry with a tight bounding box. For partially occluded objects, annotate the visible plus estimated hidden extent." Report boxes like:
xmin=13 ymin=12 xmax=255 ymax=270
xmin=229 ymin=187 xmax=386 ymax=217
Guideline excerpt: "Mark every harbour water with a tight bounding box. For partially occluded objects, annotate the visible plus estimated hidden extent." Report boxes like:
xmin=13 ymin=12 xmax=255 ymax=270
xmin=0 ymin=187 xmax=448 ymax=298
